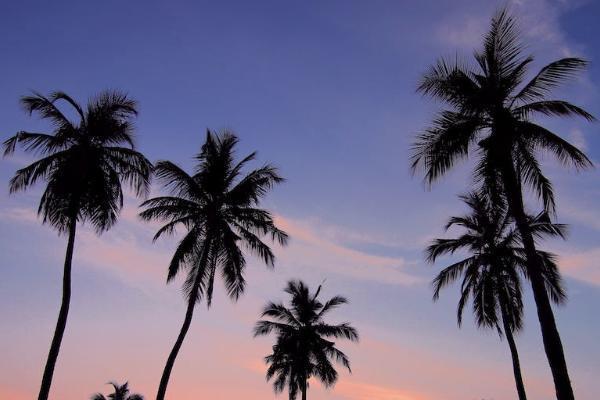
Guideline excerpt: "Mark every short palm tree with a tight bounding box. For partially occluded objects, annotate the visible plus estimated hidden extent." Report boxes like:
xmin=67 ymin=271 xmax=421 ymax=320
xmin=91 ymin=382 xmax=144 ymax=400
xmin=140 ymin=130 xmax=288 ymax=400
xmin=426 ymin=193 xmax=567 ymax=400
xmin=3 ymin=91 xmax=152 ymax=400
xmin=411 ymin=9 xmax=594 ymax=399
xmin=254 ymin=280 xmax=359 ymax=400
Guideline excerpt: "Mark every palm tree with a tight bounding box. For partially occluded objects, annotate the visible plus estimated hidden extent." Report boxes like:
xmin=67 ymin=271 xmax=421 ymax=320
xmin=3 ymin=91 xmax=152 ymax=400
xmin=91 ymin=381 xmax=144 ymax=400
xmin=426 ymin=193 xmax=567 ymax=400
xmin=254 ymin=280 xmax=359 ymax=400
xmin=411 ymin=9 xmax=594 ymax=399
xmin=139 ymin=130 xmax=288 ymax=400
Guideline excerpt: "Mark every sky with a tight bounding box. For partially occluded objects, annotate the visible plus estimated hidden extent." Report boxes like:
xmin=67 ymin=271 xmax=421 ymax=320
xmin=1 ymin=0 xmax=599 ymax=399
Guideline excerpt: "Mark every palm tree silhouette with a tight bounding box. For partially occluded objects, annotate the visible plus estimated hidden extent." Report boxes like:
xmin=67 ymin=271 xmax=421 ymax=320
xmin=91 ymin=381 xmax=144 ymax=400
xmin=140 ymin=130 xmax=288 ymax=400
xmin=411 ymin=9 xmax=594 ymax=399
xmin=3 ymin=91 xmax=152 ymax=400
xmin=254 ymin=280 xmax=359 ymax=400
xmin=426 ymin=192 xmax=567 ymax=400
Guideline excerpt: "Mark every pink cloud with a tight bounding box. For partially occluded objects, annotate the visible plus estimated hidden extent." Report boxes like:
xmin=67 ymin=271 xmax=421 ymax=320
xmin=335 ymin=381 xmax=431 ymax=400
xmin=274 ymin=215 xmax=423 ymax=286
xmin=558 ymin=248 xmax=600 ymax=286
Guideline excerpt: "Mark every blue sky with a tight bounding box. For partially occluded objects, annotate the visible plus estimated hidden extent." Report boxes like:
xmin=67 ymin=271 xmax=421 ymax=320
xmin=1 ymin=1 xmax=599 ymax=399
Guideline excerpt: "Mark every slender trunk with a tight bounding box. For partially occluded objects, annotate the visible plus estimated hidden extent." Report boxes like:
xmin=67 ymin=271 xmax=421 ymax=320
xmin=301 ymin=380 xmax=307 ymax=400
xmin=155 ymin=291 xmax=197 ymax=400
xmin=500 ymin=162 xmax=574 ymax=400
xmin=38 ymin=218 xmax=77 ymax=400
xmin=501 ymin=309 xmax=527 ymax=400
xmin=156 ymin=243 xmax=210 ymax=400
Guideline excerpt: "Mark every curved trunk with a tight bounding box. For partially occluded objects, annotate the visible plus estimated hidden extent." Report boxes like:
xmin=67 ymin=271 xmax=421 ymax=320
xmin=38 ymin=218 xmax=77 ymax=400
xmin=156 ymin=243 xmax=210 ymax=400
xmin=155 ymin=291 xmax=197 ymax=400
xmin=501 ymin=309 xmax=527 ymax=400
xmin=500 ymin=161 xmax=574 ymax=400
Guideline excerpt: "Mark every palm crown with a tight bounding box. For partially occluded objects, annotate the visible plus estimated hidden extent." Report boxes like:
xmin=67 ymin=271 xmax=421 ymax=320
xmin=427 ymin=192 xmax=567 ymax=400
xmin=254 ymin=280 xmax=359 ymax=400
xmin=91 ymin=382 xmax=143 ymax=400
xmin=411 ymin=9 xmax=594 ymax=213
xmin=3 ymin=90 xmax=152 ymax=400
xmin=3 ymin=91 xmax=152 ymax=232
xmin=140 ymin=130 xmax=288 ymax=304
xmin=426 ymin=192 xmax=566 ymax=331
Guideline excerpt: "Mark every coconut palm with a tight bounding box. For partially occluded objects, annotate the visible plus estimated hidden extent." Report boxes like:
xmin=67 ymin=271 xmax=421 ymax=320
xmin=254 ymin=280 xmax=359 ymax=400
xmin=411 ymin=9 xmax=594 ymax=399
xmin=140 ymin=130 xmax=288 ymax=400
xmin=3 ymin=91 xmax=152 ymax=400
xmin=426 ymin=193 xmax=567 ymax=400
xmin=91 ymin=382 xmax=144 ymax=400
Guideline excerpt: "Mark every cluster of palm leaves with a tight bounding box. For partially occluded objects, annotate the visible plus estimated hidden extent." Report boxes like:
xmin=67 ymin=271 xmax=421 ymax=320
xmin=254 ymin=280 xmax=358 ymax=400
xmin=3 ymin=7 xmax=593 ymax=400
xmin=413 ymin=8 xmax=594 ymax=400
xmin=91 ymin=382 xmax=143 ymax=400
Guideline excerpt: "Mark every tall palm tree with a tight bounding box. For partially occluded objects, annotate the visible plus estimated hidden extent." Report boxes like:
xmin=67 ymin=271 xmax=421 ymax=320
xmin=140 ymin=130 xmax=288 ymax=400
xmin=3 ymin=91 xmax=152 ymax=400
xmin=426 ymin=193 xmax=567 ymax=400
xmin=91 ymin=382 xmax=144 ymax=400
xmin=254 ymin=280 xmax=359 ymax=400
xmin=411 ymin=9 xmax=594 ymax=399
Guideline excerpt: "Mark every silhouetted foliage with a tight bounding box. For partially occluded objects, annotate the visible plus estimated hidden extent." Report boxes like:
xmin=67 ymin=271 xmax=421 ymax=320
xmin=254 ymin=280 xmax=358 ymax=400
xmin=91 ymin=382 xmax=144 ymax=400
xmin=140 ymin=130 xmax=288 ymax=400
xmin=427 ymin=192 xmax=567 ymax=400
xmin=412 ymin=8 xmax=593 ymax=399
xmin=3 ymin=90 xmax=152 ymax=400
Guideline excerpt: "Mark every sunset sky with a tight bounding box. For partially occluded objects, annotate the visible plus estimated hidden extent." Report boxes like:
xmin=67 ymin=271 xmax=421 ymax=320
xmin=1 ymin=1 xmax=600 ymax=399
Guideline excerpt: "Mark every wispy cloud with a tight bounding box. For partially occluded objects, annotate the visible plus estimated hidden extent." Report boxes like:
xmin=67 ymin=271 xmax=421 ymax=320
xmin=275 ymin=215 xmax=424 ymax=286
xmin=0 ymin=202 xmax=424 ymax=290
xmin=434 ymin=0 xmax=583 ymax=58
xmin=559 ymin=247 xmax=600 ymax=286
xmin=569 ymin=128 xmax=588 ymax=151
xmin=335 ymin=381 xmax=431 ymax=400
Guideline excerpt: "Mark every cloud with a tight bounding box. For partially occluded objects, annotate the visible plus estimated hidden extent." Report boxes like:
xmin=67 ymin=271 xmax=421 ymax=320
xmin=335 ymin=381 xmax=431 ymax=400
xmin=0 ymin=200 xmax=423 ymax=291
xmin=434 ymin=0 xmax=583 ymax=58
xmin=435 ymin=15 xmax=488 ymax=48
xmin=558 ymin=247 xmax=600 ymax=286
xmin=274 ymin=215 xmax=423 ymax=286
xmin=0 ymin=206 xmax=39 ymax=223
xmin=561 ymin=203 xmax=600 ymax=232
xmin=74 ymin=228 xmax=169 ymax=292
xmin=78 ymin=211 xmax=425 ymax=292
xmin=568 ymin=128 xmax=587 ymax=152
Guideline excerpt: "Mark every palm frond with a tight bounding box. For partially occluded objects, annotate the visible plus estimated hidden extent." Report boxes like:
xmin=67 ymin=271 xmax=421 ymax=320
xmin=432 ymin=256 xmax=477 ymax=300
xmin=514 ymin=58 xmax=588 ymax=102
xmin=515 ymin=100 xmax=595 ymax=121
xmin=411 ymin=111 xmax=482 ymax=184
xmin=519 ymin=121 xmax=593 ymax=170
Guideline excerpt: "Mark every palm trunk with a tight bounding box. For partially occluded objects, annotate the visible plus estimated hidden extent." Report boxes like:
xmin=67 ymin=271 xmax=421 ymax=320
xmin=156 ymin=243 xmax=210 ymax=400
xmin=500 ymin=162 xmax=574 ymax=400
xmin=38 ymin=218 xmax=77 ymax=400
xmin=301 ymin=380 xmax=307 ymax=400
xmin=501 ymin=309 xmax=527 ymax=400
xmin=155 ymin=291 xmax=197 ymax=400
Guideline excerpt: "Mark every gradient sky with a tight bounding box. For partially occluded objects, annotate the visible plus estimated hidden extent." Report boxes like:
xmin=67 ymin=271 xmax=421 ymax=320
xmin=1 ymin=1 xmax=600 ymax=399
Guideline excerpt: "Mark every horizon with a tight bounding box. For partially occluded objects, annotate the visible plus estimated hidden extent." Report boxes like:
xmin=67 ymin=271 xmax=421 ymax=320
xmin=1 ymin=1 xmax=600 ymax=399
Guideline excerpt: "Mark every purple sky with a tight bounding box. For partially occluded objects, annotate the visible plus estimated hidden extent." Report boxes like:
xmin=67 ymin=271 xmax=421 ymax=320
xmin=1 ymin=1 xmax=599 ymax=399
